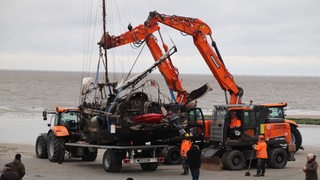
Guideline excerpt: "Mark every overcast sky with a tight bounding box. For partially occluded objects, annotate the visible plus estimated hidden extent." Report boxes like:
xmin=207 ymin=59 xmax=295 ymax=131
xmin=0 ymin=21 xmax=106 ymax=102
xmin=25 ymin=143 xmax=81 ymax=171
xmin=0 ymin=0 xmax=319 ymax=76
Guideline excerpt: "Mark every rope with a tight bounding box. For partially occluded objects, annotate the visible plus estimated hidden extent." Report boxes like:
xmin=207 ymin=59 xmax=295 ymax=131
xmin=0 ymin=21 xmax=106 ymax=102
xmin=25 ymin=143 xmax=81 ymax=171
xmin=124 ymin=42 xmax=146 ymax=82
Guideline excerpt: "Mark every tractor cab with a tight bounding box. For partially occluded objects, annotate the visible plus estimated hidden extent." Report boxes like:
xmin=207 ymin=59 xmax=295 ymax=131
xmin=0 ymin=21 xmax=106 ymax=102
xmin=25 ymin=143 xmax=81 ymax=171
xmin=42 ymin=107 xmax=80 ymax=132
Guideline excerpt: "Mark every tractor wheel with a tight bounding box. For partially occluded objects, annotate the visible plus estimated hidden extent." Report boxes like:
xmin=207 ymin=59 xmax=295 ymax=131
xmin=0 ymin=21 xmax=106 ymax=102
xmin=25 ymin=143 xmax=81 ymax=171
xmin=290 ymin=125 xmax=302 ymax=152
xmin=267 ymin=148 xmax=287 ymax=169
xmin=103 ymin=149 xmax=122 ymax=172
xmin=140 ymin=163 xmax=158 ymax=171
xmin=35 ymin=135 xmax=48 ymax=158
xmin=47 ymin=132 xmax=65 ymax=162
xmin=82 ymin=148 xmax=98 ymax=161
xmin=162 ymin=146 xmax=181 ymax=165
xmin=221 ymin=150 xmax=246 ymax=170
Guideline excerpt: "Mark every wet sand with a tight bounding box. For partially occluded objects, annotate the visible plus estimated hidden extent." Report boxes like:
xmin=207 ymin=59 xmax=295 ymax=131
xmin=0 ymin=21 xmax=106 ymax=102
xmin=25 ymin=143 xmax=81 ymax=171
xmin=1 ymin=123 xmax=319 ymax=180
xmin=0 ymin=142 xmax=318 ymax=180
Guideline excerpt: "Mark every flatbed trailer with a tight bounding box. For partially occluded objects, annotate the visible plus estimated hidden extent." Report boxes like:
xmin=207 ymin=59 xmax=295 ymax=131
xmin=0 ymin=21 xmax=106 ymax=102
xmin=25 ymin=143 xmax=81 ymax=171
xmin=63 ymin=142 xmax=167 ymax=172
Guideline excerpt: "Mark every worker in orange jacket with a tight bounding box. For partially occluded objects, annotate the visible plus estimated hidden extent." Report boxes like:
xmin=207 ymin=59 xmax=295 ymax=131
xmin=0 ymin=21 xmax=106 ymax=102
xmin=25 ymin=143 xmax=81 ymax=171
xmin=229 ymin=112 xmax=242 ymax=139
xmin=180 ymin=133 xmax=192 ymax=175
xmin=253 ymin=135 xmax=268 ymax=177
xmin=230 ymin=112 xmax=241 ymax=129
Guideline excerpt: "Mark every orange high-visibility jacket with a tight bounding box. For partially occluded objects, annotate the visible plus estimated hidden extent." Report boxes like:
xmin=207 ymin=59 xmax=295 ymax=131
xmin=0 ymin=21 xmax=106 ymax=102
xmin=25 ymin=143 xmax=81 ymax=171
xmin=180 ymin=139 xmax=192 ymax=157
xmin=230 ymin=117 xmax=241 ymax=128
xmin=255 ymin=141 xmax=268 ymax=159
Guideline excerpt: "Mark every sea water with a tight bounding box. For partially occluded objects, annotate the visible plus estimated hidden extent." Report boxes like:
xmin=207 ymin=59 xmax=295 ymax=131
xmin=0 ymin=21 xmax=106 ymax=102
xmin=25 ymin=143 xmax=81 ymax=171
xmin=0 ymin=70 xmax=319 ymax=144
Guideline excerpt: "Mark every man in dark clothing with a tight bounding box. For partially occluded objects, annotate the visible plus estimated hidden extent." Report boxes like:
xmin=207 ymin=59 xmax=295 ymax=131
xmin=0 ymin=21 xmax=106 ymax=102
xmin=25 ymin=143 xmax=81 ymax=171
xmin=10 ymin=154 xmax=25 ymax=180
xmin=187 ymin=145 xmax=201 ymax=180
xmin=0 ymin=163 xmax=20 ymax=180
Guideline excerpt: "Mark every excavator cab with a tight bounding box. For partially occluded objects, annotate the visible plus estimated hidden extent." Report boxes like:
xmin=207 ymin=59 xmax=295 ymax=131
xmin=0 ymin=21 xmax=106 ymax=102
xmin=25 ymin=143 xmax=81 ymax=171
xmin=211 ymin=105 xmax=257 ymax=144
xmin=211 ymin=105 xmax=287 ymax=145
xmin=185 ymin=106 xmax=206 ymax=140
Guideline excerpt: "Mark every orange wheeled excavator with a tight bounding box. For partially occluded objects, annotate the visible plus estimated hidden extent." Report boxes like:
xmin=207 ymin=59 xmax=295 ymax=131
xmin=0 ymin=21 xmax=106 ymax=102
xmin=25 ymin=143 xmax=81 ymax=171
xmin=99 ymin=11 xmax=302 ymax=170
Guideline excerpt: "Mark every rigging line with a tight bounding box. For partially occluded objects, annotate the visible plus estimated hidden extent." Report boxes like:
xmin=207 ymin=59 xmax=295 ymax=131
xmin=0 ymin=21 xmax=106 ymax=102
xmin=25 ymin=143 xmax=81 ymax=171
xmin=124 ymin=42 xmax=146 ymax=82
xmin=107 ymin=1 xmax=124 ymax=35
xmin=117 ymin=0 xmax=133 ymax=29
xmin=85 ymin=0 xmax=94 ymax=76
xmin=80 ymin=0 xmax=94 ymax=102
xmin=150 ymin=0 xmax=158 ymax=12
xmin=82 ymin=0 xmax=90 ymax=75
xmin=88 ymin=2 xmax=100 ymax=73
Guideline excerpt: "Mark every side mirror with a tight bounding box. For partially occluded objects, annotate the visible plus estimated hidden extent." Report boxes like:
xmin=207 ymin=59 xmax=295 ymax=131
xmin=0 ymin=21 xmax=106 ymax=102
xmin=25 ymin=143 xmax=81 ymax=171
xmin=42 ymin=111 xmax=47 ymax=121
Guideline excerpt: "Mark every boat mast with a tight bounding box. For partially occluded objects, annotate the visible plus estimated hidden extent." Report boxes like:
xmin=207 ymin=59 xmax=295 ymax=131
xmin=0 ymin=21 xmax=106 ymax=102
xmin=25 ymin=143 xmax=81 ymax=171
xmin=102 ymin=0 xmax=109 ymax=84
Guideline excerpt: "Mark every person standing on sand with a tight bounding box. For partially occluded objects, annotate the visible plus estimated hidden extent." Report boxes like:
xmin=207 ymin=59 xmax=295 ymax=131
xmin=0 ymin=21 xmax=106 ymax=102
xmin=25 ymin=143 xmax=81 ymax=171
xmin=9 ymin=154 xmax=25 ymax=180
xmin=253 ymin=135 xmax=268 ymax=177
xmin=180 ymin=134 xmax=192 ymax=175
xmin=187 ymin=145 xmax=201 ymax=180
xmin=303 ymin=153 xmax=318 ymax=180
xmin=0 ymin=163 xmax=20 ymax=180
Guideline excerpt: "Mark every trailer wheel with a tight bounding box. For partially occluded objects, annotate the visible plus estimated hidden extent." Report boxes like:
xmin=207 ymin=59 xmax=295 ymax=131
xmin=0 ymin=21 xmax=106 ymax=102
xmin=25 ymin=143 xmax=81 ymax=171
xmin=82 ymin=148 xmax=98 ymax=161
xmin=162 ymin=146 xmax=181 ymax=165
xmin=47 ymin=132 xmax=65 ymax=162
xmin=267 ymin=148 xmax=287 ymax=169
xmin=140 ymin=163 xmax=158 ymax=171
xmin=103 ymin=149 xmax=122 ymax=172
xmin=290 ymin=125 xmax=302 ymax=152
xmin=221 ymin=150 xmax=246 ymax=170
xmin=35 ymin=135 xmax=48 ymax=158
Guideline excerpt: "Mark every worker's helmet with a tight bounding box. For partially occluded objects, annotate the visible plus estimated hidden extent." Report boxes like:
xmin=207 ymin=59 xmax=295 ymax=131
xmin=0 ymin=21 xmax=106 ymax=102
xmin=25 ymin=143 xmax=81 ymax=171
xmin=185 ymin=133 xmax=190 ymax=138
xmin=258 ymin=135 xmax=264 ymax=140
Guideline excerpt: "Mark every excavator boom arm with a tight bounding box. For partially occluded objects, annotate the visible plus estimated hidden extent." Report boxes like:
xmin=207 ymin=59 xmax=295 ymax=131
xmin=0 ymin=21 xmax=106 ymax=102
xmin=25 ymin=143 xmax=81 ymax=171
xmin=146 ymin=11 xmax=212 ymax=36
xmin=99 ymin=24 xmax=189 ymax=104
xmin=146 ymin=11 xmax=243 ymax=104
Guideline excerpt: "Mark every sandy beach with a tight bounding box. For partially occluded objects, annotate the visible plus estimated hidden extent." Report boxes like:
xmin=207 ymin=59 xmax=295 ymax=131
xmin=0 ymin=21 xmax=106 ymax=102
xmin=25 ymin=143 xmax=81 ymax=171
xmin=0 ymin=140 xmax=319 ymax=179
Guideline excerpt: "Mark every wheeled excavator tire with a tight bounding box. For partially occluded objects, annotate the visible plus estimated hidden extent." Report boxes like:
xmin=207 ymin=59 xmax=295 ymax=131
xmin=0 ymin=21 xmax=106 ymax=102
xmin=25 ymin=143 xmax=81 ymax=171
xmin=290 ymin=125 xmax=302 ymax=152
xmin=221 ymin=150 xmax=246 ymax=170
xmin=267 ymin=148 xmax=287 ymax=169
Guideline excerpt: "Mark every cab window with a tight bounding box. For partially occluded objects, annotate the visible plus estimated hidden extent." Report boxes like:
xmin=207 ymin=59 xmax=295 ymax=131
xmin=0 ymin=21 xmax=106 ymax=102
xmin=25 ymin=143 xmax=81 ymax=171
xmin=268 ymin=107 xmax=284 ymax=118
xmin=188 ymin=109 xmax=203 ymax=121
xmin=50 ymin=114 xmax=59 ymax=127
xmin=243 ymin=111 xmax=256 ymax=128
xmin=60 ymin=112 xmax=78 ymax=128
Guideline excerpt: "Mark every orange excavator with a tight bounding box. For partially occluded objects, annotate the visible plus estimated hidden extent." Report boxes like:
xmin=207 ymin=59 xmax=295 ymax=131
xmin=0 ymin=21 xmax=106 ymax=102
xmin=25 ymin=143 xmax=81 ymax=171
xmin=143 ymin=11 xmax=302 ymax=169
xmin=143 ymin=11 xmax=302 ymax=151
xmin=100 ymin=12 xmax=302 ymax=169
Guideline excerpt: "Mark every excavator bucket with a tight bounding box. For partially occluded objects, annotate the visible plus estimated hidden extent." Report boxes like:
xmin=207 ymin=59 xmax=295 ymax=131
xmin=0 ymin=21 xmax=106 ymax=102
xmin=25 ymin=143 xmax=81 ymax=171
xmin=201 ymin=145 xmax=222 ymax=171
xmin=187 ymin=83 xmax=212 ymax=104
xmin=201 ymin=156 xmax=222 ymax=171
